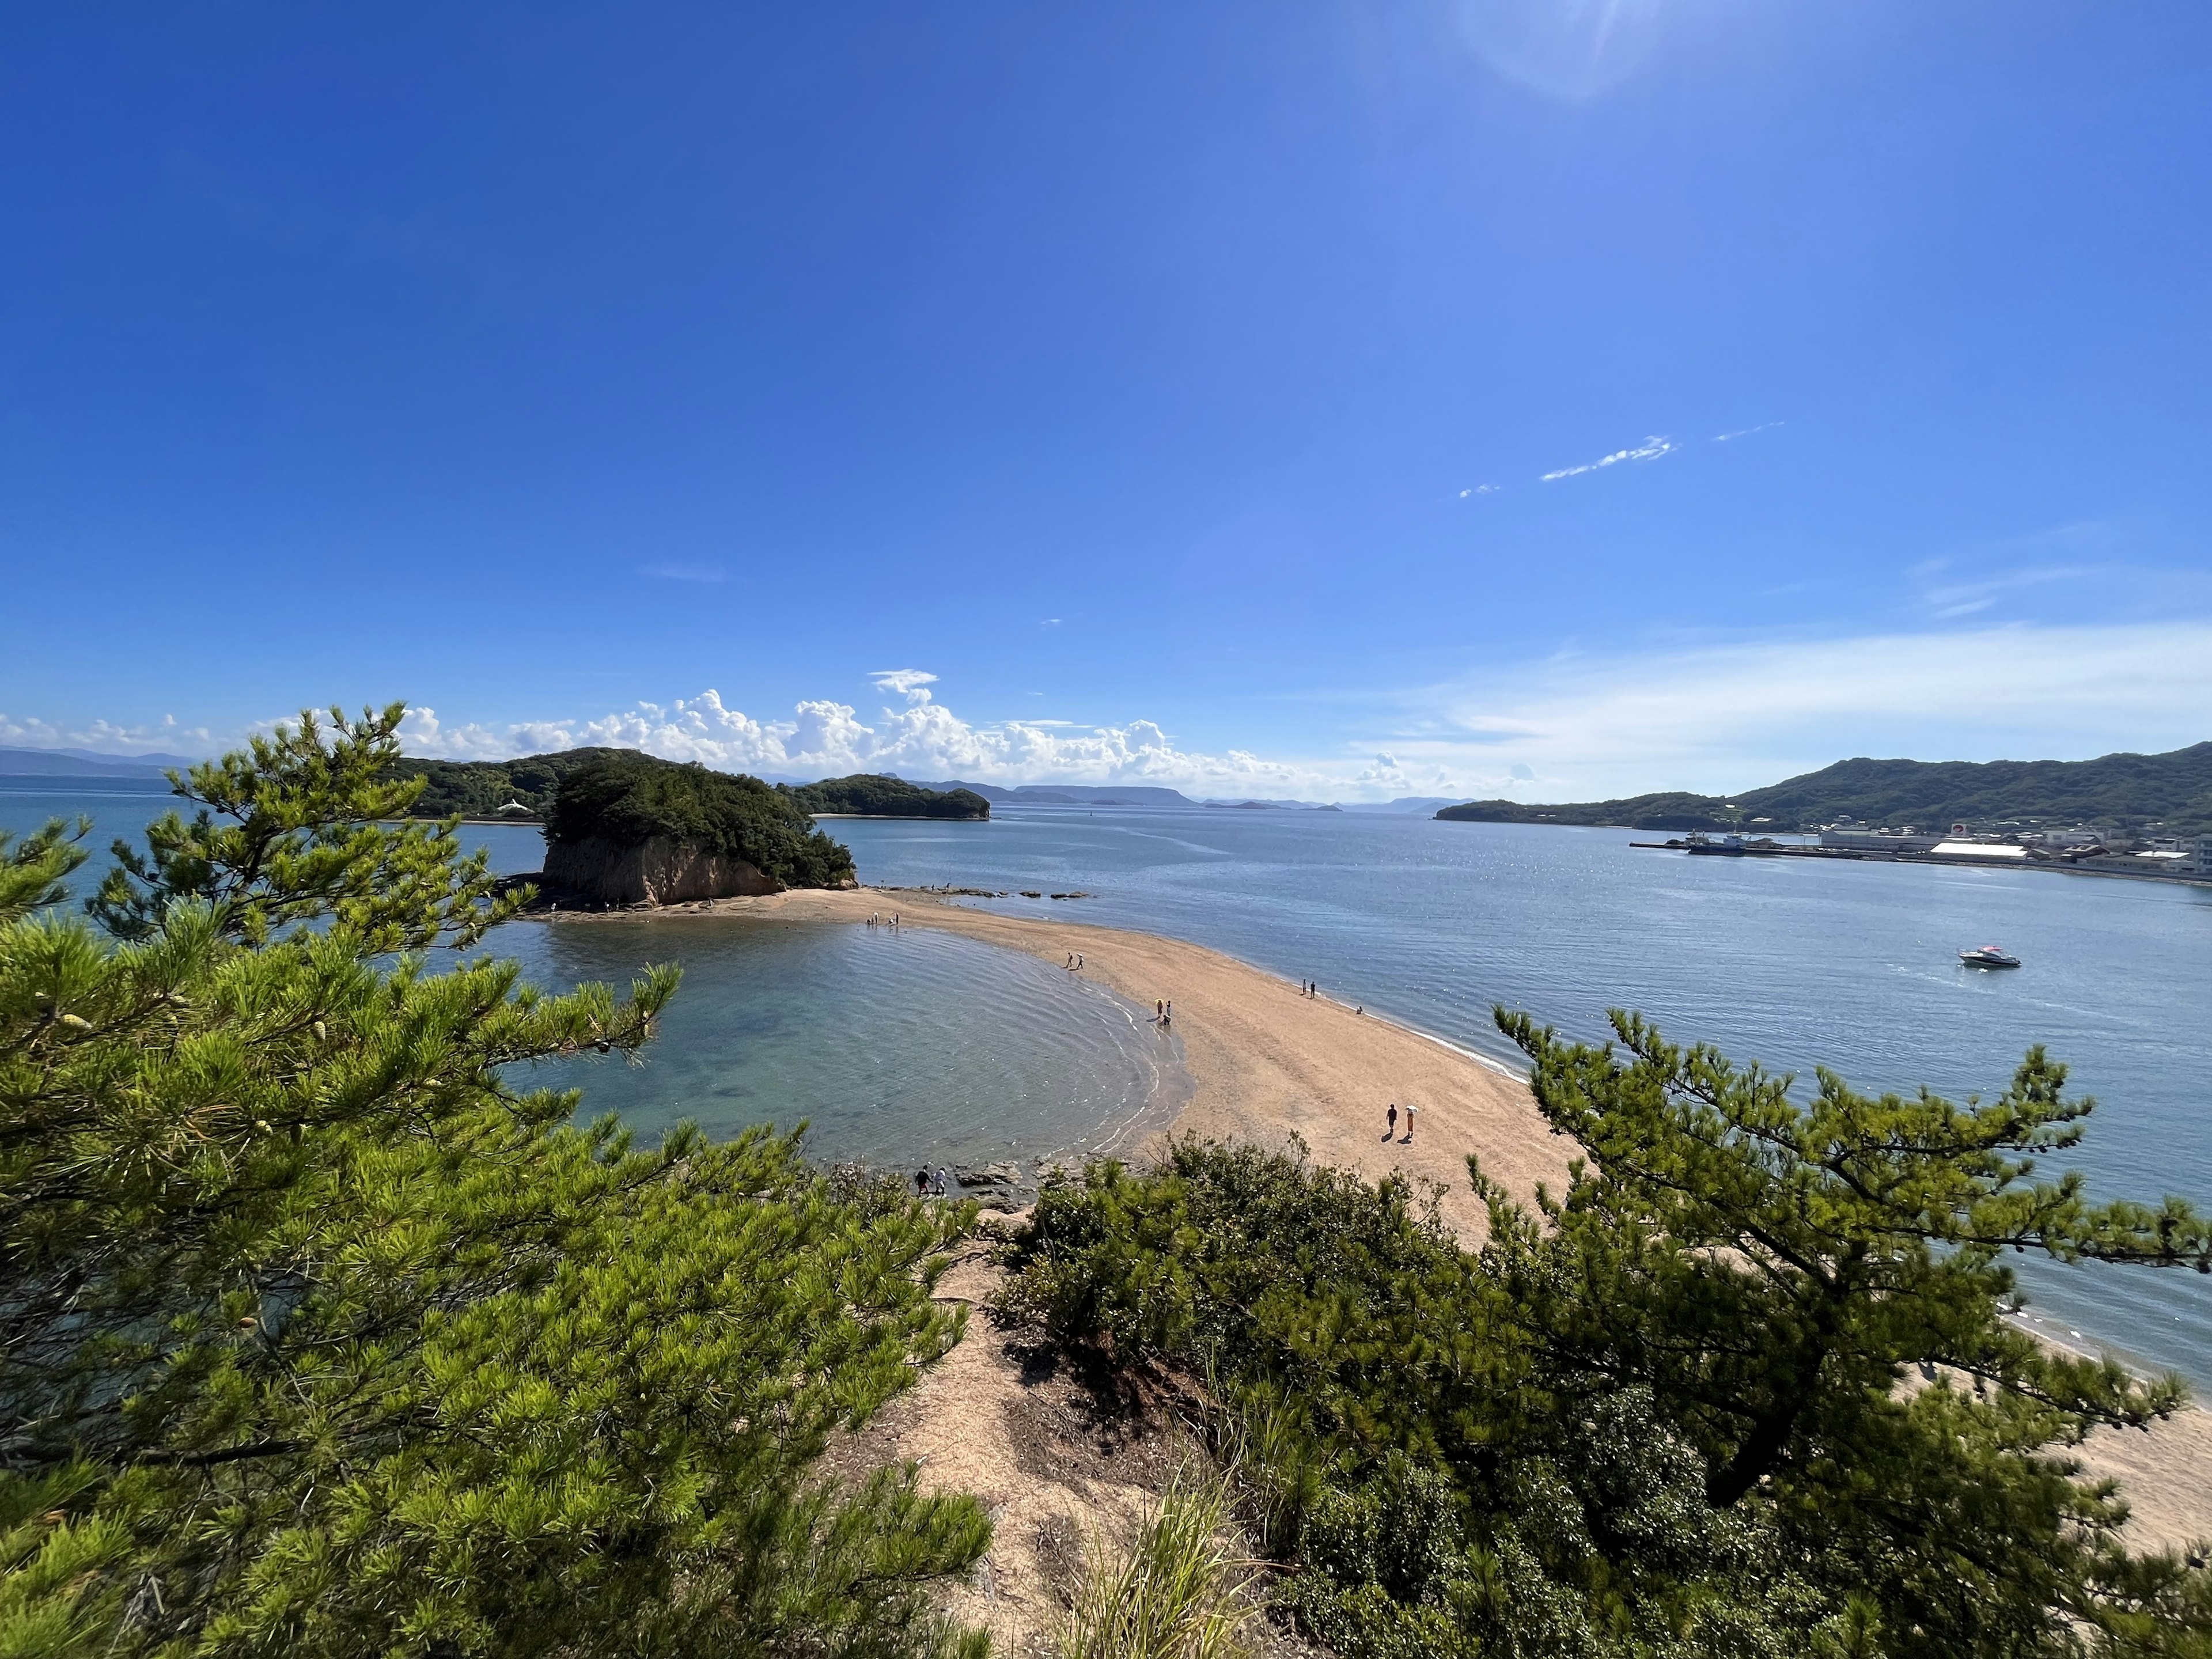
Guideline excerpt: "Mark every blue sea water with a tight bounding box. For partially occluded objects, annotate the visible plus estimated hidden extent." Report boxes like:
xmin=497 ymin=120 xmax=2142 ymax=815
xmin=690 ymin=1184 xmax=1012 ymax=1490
xmin=9 ymin=778 xmax=2211 ymax=1386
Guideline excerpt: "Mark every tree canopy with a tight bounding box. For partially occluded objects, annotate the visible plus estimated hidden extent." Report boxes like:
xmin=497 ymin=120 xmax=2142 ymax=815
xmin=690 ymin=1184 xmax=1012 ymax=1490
xmin=0 ymin=704 xmax=984 ymax=1658
xmin=545 ymin=750 xmax=856 ymax=888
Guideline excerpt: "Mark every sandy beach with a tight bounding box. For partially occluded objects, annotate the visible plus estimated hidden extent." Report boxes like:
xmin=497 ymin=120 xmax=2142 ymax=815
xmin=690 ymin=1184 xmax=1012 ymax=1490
xmin=553 ymin=885 xmax=2212 ymax=1558
xmin=652 ymin=884 xmax=1575 ymax=1230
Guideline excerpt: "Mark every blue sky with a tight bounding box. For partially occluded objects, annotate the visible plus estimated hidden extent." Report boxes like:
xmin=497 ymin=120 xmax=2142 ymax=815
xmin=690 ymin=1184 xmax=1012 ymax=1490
xmin=3 ymin=2 xmax=2209 ymax=798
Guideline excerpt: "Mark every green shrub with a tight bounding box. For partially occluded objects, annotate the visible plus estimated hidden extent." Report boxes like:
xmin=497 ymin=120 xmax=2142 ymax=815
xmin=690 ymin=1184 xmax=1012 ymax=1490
xmin=1003 ymin=1120 xmax=2212 ymax=1659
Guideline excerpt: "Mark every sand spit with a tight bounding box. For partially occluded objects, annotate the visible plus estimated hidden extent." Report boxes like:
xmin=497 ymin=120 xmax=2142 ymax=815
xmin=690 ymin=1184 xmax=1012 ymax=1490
xmin=625 ymin=885 xmax=1574 ymax=1233
xmin=548 ymin=885 xmax=2212 ymax=1558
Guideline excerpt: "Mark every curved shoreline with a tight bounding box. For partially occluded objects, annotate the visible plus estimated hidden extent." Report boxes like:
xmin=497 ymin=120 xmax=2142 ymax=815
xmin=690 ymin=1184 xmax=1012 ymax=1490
xmin=593 ymin=884 xmax=1578 ymax=1234
xmin=543 ymin=884 xmax=2212 ymax=1552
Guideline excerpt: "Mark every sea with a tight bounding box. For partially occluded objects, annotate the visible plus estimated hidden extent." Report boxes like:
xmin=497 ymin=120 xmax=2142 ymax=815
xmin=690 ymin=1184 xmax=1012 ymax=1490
xmin=9 ymin=776 xmax=2211 ymax=1388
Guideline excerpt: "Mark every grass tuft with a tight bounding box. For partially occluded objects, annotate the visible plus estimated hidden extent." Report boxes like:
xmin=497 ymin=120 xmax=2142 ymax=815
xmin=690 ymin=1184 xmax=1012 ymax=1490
xmin=1056 ymin=1466 xmax=1256 ymax=1659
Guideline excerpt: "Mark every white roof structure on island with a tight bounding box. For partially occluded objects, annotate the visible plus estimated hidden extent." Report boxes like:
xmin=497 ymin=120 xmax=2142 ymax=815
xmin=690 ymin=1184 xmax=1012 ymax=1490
xmin=1929 ymin=840 xmax=2028 ymax=859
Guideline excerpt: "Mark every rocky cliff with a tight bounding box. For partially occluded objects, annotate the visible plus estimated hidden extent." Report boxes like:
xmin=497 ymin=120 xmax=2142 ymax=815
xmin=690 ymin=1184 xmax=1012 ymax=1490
xmin=542 ymin=832 xmax=783 ymax=906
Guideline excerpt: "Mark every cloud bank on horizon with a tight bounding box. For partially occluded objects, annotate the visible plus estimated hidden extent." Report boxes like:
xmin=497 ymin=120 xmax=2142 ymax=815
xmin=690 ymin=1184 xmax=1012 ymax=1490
xmin=16 ymin=623 xmax=2211 ymax=805
xmin=385 ymin=622 xmax=2212 ymax=802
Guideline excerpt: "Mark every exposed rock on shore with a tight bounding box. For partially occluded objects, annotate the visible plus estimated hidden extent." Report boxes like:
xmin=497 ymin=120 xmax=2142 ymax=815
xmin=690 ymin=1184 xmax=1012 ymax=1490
xmin=543 ymin=831 xmax=782 ymax=906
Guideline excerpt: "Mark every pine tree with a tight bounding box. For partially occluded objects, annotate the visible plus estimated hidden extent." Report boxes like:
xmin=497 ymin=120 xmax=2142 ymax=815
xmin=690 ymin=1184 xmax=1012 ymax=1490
xmin=1 ymin=706 xmax=988 ymax=1658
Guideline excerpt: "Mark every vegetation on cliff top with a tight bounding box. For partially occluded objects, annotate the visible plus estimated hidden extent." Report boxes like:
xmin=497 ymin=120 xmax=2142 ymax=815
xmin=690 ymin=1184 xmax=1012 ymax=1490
xmin=389 ymin=754 xmax=990 ymax=824
xmin=1437 ymin=740 xmax=2212 ymax=835
xmin=1003 ymin=1014 xmax=2212 ymax=1659
xmin=780 ymin=774 xmax=991 ymax=820
xmin=546 ymin=751 xmax=856 ymax=888
xmin=0 ymin=706 xmax=987 ymax=1657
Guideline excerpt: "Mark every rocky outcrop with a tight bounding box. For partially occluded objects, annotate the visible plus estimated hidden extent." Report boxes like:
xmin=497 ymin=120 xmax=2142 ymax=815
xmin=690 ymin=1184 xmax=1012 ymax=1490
xmin=542 ymin=832 xmax=782 ymax=906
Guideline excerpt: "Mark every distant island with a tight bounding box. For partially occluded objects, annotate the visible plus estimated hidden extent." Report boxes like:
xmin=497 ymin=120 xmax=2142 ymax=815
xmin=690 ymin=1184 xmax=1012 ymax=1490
xmin=539 ymin=751 xmax=854 ymax=905
xmin=778 ymin=774 xmax=989 ymax=820
xmin=1436 ymin=741 xmax=2212 ymax=837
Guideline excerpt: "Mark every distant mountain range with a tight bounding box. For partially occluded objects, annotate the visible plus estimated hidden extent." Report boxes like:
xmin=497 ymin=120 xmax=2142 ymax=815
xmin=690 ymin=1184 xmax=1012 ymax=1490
xmin=1435 ymin=743 xmax=2212 ymax=836
xmin=0 ymin=746 xmax=200 ymax=777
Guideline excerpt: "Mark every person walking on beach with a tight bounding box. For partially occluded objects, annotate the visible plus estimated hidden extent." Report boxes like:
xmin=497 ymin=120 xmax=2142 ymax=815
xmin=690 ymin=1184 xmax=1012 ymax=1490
xmin=1156 ymin=999 xmax=1164 ymax=1021
xmin=1385 ymin=1103 xmax=1397 ymax=1139
xmin=914 ymin=1167 xmax=930 ymax=1198
xmin=1403 ymin=1104 xmax=1417 ymax=1142
xmin=934 ymin=1164 xmax=952 ymax=1198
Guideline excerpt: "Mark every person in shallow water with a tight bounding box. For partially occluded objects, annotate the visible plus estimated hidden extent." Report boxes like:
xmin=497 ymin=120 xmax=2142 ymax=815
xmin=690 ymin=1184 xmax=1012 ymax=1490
xmin=914 ymin=1167 xmax=929 ymax=1197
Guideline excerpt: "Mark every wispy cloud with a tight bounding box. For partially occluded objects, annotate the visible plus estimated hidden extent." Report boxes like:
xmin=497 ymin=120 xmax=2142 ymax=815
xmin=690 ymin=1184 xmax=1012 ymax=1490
xmin=638 ymin=562 xmax=728 ymax=583
xmin=1458 ymin=483 xmax=1501 ymax=498
xmin=1916 ymin=565 xmax=2100 ymax=620
xmin=0 ymin=711 xmax=213 ymax=756
xmin=1391 ymin=621 xmax=2212 ymax=798
xmin=1540 ymin=435 xmax=1679 ymax=482
xmin=1713 ymin=422 xmax=1783 ymax=442
xmin=869 ymin=669 xmax=939 ymax=703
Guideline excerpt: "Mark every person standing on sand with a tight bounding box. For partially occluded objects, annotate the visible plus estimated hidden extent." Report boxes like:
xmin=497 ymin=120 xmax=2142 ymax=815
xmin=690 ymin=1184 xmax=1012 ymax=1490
xmin=1404 ymin=1104 xmax=1417 ymax=1142
xmin=1156 ymin=999 xmax=1164 ymax=1020
xmin=1386 ymin=1103 xmax=1397 ymax=1138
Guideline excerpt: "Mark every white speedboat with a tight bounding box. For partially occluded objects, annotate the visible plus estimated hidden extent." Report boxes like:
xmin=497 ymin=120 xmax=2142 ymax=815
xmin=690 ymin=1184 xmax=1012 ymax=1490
xmin=1959 ymin=945 xmax=2021 ymax=969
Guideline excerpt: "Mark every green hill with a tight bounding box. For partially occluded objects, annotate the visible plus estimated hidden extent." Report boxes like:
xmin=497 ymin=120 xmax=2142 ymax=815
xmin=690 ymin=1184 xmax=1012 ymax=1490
xmin=779 ymin=774 xmax=990 ymax=819
xmin=546 ymin=752 xmax=854 ymax=889
xmin=387 ymin=749 xmax=626 ymax=819
xmin=1436 ymin=741 xmax=2212 ymax=836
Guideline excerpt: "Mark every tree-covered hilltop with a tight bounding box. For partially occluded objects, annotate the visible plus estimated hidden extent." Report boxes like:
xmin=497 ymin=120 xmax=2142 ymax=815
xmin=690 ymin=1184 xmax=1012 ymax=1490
xmin=385 ymin=748 xmax=627 ymax=819
xmin=546 ymin=751 xmax=855 ymax=888
xmin=1437 ymin=740 xmax=2212 ymax=835
xmin=779 ymin=774 xmax=991 ymax=820
xmin=1 ymin=706 xmax=987 ymax=1658
xmin=387 ymin=756 xmax=992 ymax=824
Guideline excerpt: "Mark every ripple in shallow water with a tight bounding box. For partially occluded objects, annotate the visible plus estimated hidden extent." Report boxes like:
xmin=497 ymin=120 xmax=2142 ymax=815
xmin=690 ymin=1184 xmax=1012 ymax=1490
xmin=503 ymin=915 xmax=1185 ymax=1172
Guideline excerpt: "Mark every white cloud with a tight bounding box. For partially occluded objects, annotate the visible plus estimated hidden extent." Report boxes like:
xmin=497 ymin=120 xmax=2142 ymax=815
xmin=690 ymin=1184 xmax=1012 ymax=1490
xmin=0 ymin=712 xmax=214 ymax=755
xmin=869 ymin=669 xmax=939 ymax=704
xmin=1390 ymin=622 xmax=2212 ymax=799
xmin=1458 ymin=483 xmax=1501 ymax=498
xmin=1713 ymin=422 xmax=1783 ymax=442
xmin=396 ymin=683 xmax=1344 ymax=796
xmin=1541 ymin=435 xmax=1679 ymax=482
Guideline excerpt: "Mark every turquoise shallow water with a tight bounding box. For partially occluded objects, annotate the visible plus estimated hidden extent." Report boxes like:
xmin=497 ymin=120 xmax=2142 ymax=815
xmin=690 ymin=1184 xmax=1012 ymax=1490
xmin=9 ymin=779 xmax=2211 ymax=1386
xmin=0 ymin=781 xmax=1179 ymax=1176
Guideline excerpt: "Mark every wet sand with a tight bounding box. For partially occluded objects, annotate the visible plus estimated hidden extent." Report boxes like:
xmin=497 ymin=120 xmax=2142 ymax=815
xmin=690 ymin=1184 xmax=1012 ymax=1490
xmin=557 ymin=885 xmax=2212 ymax=1555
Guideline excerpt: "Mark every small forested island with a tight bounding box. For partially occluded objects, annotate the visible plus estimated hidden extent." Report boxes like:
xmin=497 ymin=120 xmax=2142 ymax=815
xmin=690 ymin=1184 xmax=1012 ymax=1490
xmin=778 ymin=773 xmax=990 ymax=819
xmin=1439 ymin=740 xmax=2212 ymax=834
xmin=541 ymin=750 xmax=855 ymax=904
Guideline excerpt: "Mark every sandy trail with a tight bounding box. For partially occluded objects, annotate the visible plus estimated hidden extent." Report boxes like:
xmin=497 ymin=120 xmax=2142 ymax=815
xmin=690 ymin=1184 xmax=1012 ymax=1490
xmin=554 ymin=885 xmax=2212 ymax=1558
